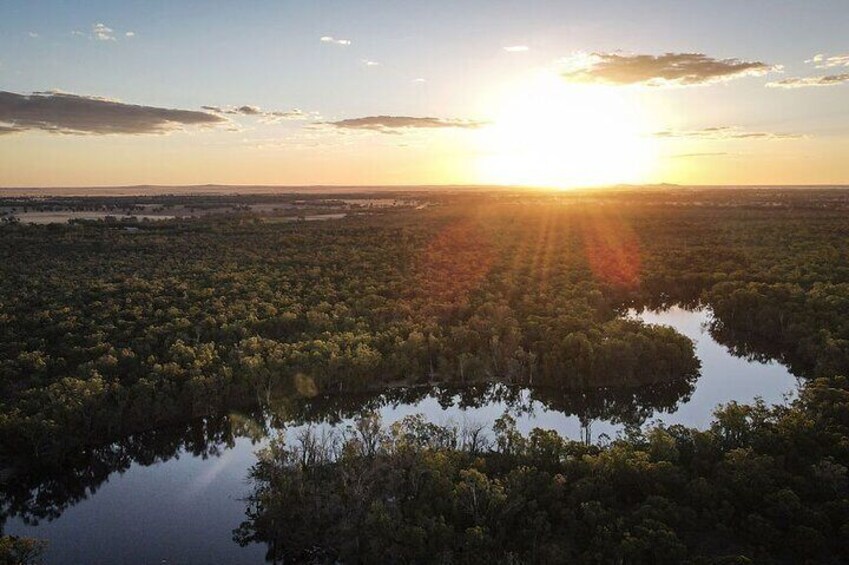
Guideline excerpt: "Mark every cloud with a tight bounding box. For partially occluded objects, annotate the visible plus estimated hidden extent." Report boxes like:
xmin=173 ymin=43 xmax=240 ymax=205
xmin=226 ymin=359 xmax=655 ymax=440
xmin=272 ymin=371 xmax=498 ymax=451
xmin=0 ymin=90 xmax=224 ymax=135
xmin=324 ymin=115 xmax=486 ymax=133
xmin=562 ymin=52 xmax=775 ymax=87
xmin=654 ymin=126 xmax=803 ymax=140
xmin=202 ymin=104 xmax=262 ymax=116
xmin=72 ymin=23 xmax=132 ymax=41
xmin=766 ymin=74 xmax=849 ymax=89
xmin=201 ymin=104 xmax=313 ymax=121
xmin=806 ymin=53 xmax=849 ymax=69
xmin=503 ymin=45 xmax=529 ymax=53
xmin=0 ymin=124 xmax=24 ymax=135
xmin=362 ymin=59 xmax=380 ymax=67
xmin=263 ymin=109 xmax=315 ymax=123
xmin=27 ymin=32 xmax=39 ymax=39
xmin=92 ymin=23 xmax=116 ymax=41
xmin=412 ymin=78 xmax=427 ymax=83
xmin=320 ymin=35 xmax=351 ymax=46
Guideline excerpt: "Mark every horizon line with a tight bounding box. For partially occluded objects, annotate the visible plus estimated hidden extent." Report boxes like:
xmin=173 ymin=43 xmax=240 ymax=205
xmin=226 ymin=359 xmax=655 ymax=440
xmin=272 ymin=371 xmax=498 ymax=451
xmin=3 ymin=183 xmax=849 ymax=198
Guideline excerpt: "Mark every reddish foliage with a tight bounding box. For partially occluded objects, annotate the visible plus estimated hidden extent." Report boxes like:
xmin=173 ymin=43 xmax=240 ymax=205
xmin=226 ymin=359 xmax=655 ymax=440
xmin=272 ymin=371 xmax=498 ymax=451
xmin=580 ymin=210 xmax=642 ymax=289
xmin=415 ymin=219 xmax=495 ymax=321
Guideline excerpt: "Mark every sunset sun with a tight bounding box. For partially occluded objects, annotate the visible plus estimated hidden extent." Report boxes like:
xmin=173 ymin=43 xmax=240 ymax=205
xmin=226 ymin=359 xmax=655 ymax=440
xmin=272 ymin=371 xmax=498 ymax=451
xmin=476 ymin=71 xmax=659 ymax=188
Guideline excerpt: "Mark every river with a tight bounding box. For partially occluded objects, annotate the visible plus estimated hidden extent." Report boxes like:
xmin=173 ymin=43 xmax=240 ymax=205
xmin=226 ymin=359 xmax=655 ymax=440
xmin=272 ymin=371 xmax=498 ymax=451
xmin=3 ymin=307 xmax=799 ymax=564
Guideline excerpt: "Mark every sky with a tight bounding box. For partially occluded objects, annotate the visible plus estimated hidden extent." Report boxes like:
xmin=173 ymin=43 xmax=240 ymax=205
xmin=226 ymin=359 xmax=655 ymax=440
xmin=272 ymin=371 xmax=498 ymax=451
xmin=1 ymin=0 xmax=848 ymax=188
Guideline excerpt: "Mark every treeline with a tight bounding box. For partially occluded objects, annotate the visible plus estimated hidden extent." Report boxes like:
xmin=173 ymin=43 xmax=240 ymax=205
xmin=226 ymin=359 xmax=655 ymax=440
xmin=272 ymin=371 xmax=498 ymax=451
xmin=237 ymin=375 xmax=849 ymax=563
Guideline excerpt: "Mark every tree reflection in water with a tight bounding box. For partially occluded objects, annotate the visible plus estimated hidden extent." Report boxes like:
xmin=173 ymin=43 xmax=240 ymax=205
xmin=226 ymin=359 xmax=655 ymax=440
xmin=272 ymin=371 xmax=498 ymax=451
xmin=1 ymin=369 xmax=698 ymax=530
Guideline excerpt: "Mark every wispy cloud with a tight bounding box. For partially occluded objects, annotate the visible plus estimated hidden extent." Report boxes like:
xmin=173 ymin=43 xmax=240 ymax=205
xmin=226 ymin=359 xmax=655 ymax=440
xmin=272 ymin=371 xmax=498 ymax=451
xmin=654 ymin=126 xmax=803 ymax=140
xmin=201 ymin=104 xmax=315 ymax=122
xmin=320 ymin=35 xmax=351 ymax=46
xmin=362 ymin=59 xmax=380 ymax=67
xmin=27 ymin=32 xmax=39 ymax=39
xmin=92 ymin=23 xmax=116 ymax=41
xmin=72 ymin=23 xmax=133 ymax=42
xmin=412 ymin=78 xmax=427 ymax=83
xmin=767 ymin=74 xmax=849 ymax=89
xmin=562 ymin=52 xmax=775 ymax=87
xmin=503 ymin=45 xmax=529 ymax=53
xmin=263 ymin=109 xmax=315 ymax=123
xmin=324 ymin=115 xmax=486 ymax=133
xmin=806 ymin=53 xmax=849 ymax=69
xmin=0 ymin=90 xmax=224 ymax=135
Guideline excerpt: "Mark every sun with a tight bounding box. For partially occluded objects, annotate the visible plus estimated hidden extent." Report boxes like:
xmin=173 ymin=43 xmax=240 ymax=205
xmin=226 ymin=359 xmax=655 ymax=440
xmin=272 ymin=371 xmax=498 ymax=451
xmin=475 ymin=70 xmax=659 ymax=188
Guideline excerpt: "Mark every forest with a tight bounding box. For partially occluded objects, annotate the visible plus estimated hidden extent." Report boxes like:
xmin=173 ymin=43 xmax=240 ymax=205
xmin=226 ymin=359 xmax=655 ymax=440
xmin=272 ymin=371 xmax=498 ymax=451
xmin=237 ymin=378 xmax=849 ymax=563
xmin=2 ymin=187 xmax=849 ymax=563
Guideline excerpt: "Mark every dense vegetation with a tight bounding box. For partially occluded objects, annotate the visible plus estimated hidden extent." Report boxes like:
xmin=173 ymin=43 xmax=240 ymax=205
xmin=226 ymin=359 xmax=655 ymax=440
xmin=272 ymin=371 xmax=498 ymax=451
xmin=2 ymin=187 xmax=849 ymax=562
xmin=237 ymin=375 xmax=849 ymax=563
xmin=0 ymin=191 xmax=721 ymax=462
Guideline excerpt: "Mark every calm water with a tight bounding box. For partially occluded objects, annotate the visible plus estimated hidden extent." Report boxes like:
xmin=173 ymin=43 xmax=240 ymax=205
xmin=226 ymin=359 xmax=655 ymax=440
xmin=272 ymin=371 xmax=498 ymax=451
xmin=4 ymin=307 xmax=799 ymax=564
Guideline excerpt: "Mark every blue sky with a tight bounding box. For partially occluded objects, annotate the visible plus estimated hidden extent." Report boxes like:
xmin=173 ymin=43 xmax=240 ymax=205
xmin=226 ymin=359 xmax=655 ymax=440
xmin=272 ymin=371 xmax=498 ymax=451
xmin=1 ymin=0 xmax=848 ymax=186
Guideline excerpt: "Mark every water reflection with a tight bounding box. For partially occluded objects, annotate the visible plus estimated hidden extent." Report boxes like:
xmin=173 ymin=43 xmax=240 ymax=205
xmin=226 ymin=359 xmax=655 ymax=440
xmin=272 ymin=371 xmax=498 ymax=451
xmin=2 ymin=307 xmax=798 ymax=564
xmin=1 ymin=411 xmax=263 ymax=528
xmin=636 ymin=307 xmax=799 ymax=428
